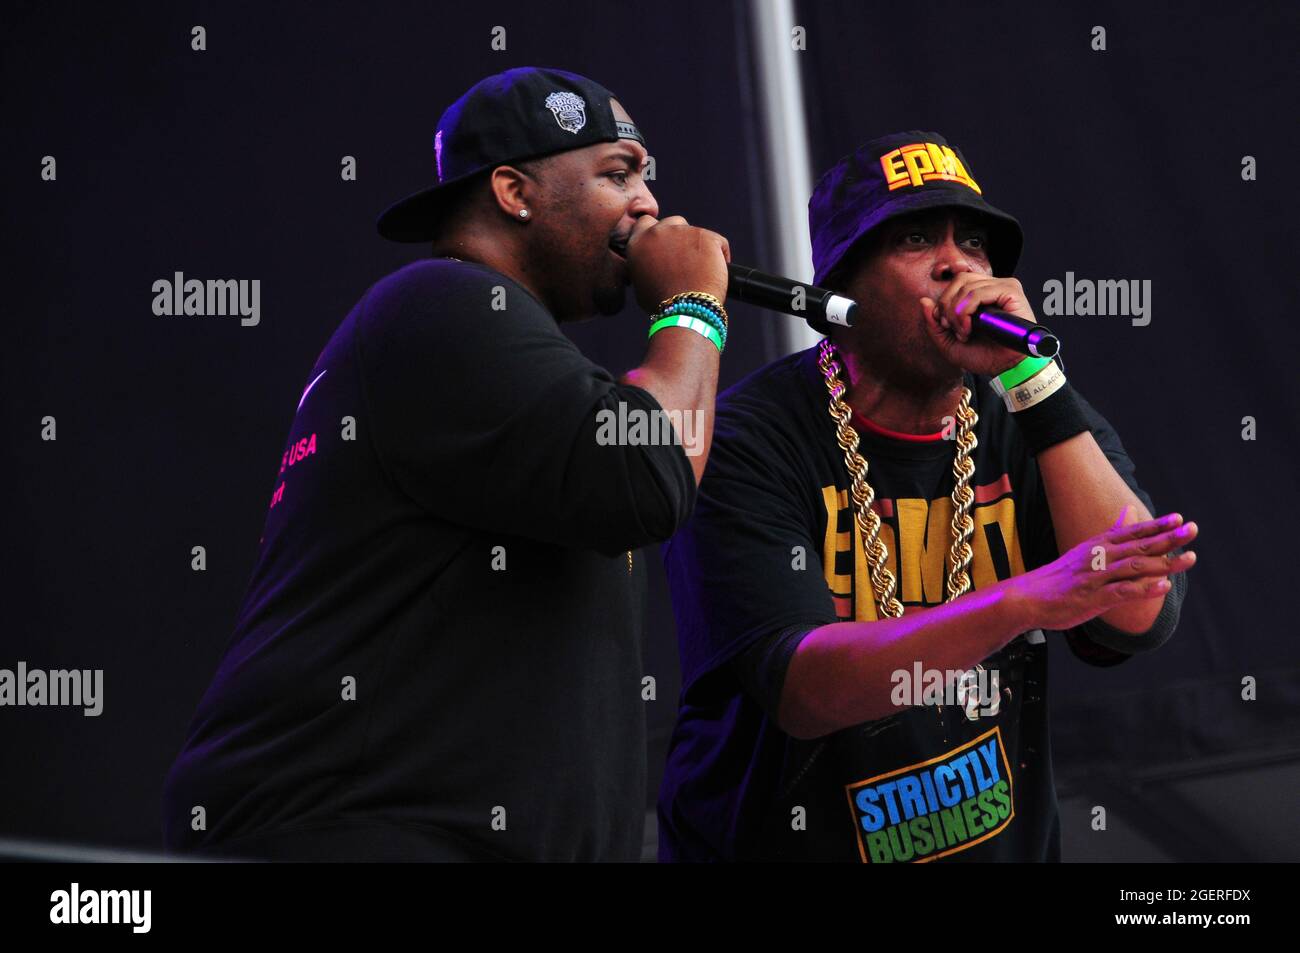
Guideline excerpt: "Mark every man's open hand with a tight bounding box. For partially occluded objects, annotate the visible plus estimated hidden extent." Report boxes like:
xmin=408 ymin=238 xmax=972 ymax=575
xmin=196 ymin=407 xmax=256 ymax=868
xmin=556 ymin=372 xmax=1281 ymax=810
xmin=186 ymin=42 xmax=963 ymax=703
xmin=1008 ymin=508 xmax=1199 ymax=633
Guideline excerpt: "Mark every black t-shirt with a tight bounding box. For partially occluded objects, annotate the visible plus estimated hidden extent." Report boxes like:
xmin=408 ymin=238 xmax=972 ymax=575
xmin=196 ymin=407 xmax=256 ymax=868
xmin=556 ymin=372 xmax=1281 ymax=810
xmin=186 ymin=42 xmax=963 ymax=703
xmin=163 ymin=258 xmax=696 ymax=862
xmin=658 ymin=344 xmax=1186 ymax=862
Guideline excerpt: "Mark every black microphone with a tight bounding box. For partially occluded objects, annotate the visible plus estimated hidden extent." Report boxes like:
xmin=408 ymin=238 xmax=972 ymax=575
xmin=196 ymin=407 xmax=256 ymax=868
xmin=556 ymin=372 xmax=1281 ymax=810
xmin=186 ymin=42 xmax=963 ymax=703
xmin=971 ymin=308 xmax=1060 ymax=358
xmin=726 ymin=263 xmax=858 ymax=329
xmin=726 ymin=263 xmax=1060 ymax=358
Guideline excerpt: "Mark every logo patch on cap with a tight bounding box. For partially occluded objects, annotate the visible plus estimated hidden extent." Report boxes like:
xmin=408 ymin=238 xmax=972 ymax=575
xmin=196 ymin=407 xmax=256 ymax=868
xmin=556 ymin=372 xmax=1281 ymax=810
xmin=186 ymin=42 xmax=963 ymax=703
xmin=880 ymin=142 xmax=982 ymax=195
xmin=544 ymin=91 xmax=587 ymax=134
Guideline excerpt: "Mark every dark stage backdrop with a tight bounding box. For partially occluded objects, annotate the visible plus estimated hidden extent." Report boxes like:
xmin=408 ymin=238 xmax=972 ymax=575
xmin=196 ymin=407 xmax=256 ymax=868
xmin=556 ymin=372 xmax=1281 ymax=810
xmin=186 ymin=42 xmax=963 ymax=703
xmin=3 ymin=0 xmax=1296 ymax=861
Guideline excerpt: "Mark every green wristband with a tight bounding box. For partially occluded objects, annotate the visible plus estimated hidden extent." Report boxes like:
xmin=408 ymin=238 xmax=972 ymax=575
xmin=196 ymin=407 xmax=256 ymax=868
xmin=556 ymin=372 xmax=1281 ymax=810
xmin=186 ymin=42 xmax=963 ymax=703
xmin=648 ymin=314 xmax=723 ymax=352
xmin=652 ymin=304 xmax=727 ymax=347
xmin=993 ymin=355 xmax=1053 ymax=394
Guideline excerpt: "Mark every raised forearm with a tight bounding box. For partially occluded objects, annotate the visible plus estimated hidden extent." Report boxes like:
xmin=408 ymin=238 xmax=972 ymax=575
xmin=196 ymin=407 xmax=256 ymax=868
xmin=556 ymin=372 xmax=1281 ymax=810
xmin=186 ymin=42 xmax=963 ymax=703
xmin=1036 ymin=431 xmax=1164 ymax=633
xmin=779 ymin=579 xmax=1031 ymax=739
xmin=619 ymin=327 xmax=719 ymax=484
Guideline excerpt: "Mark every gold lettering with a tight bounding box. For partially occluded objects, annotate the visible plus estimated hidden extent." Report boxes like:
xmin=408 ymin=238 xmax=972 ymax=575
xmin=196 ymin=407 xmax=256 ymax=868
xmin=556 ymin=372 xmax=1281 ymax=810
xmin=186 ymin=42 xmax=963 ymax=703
xmin=970 ymin=497 xmax=1024 ymax=588
xmin=927 ymin=142 xmax=955 ymax=177
xmin=821 ymin=486 xmax=852 ymax=596
xmin=821 ymin=485 xmax=1025 ymax=620
xmin=902 ymin=145 xmax=935 ymax=187
xmin=881 ymin=148 xmax=908 ymax=189
xmin=896 ymin=497 xmax=952 ymax=604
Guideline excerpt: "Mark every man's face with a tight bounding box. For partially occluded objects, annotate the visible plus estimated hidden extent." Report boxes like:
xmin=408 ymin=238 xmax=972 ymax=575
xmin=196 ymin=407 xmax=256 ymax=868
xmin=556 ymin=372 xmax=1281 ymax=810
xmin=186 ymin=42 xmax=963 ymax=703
xmin=526 ymin=99 xmax=658 ymax=320
xmin=835 ymin=208 xmax=994 ymax=381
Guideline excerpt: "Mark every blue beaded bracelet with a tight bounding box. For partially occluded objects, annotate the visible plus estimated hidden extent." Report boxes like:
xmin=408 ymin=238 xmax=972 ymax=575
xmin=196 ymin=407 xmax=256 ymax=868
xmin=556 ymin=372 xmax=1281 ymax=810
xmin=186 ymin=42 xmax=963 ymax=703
xmin=654 ymin=302 xmax=727 ymax=347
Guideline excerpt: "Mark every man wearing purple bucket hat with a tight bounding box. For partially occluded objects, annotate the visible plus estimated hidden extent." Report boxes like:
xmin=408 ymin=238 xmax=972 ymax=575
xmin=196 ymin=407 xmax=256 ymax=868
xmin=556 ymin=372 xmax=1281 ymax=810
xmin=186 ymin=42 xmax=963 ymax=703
xmin=658 ymin=132 xmax=1198 ymax=861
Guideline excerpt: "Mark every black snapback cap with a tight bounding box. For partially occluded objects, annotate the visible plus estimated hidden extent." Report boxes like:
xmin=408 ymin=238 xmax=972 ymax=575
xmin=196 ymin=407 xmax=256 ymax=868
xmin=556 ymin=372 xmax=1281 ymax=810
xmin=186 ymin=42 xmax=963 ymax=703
xmin=376 ymin=66 xmax=647 ymax=242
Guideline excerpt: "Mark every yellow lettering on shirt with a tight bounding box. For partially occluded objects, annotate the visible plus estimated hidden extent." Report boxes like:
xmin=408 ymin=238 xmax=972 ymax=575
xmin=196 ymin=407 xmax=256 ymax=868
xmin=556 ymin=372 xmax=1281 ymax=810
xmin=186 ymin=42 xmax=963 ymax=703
xmin=819 ymin=477 xmax=1020 ymax=621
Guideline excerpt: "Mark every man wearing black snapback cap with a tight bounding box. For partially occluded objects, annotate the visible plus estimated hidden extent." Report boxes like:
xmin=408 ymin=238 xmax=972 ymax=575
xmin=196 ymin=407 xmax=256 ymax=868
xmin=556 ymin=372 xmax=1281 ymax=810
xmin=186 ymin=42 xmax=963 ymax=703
xmin=163 ymin=67 xmax=731 ymax=862
xmin=658 ymin=132 xmax=1197 ymax=861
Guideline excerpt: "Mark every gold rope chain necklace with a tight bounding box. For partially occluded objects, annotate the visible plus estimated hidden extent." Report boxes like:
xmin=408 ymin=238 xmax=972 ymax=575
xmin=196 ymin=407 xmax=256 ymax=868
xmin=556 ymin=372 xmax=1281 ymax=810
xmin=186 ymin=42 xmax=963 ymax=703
xmin=817 ymin=338 xmax=984 ymax=721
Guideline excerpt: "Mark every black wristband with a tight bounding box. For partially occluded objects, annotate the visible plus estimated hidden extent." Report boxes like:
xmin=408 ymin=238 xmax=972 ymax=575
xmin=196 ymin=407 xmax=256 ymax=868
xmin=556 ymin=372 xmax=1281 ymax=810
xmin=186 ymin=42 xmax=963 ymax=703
xmin=1007 ymin=379 xmax=1092 ymax=454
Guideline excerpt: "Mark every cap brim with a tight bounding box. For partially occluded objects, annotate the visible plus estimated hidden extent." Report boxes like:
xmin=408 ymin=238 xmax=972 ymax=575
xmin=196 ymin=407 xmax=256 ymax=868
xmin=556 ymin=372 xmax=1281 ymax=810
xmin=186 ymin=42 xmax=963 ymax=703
xmin=376 ymin=169 xmax=485 ymax=243
xmin=376 ymin=185 xmax=448 ymax=243
xmin=815 ymin=188 xmax=1024 ymax=286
